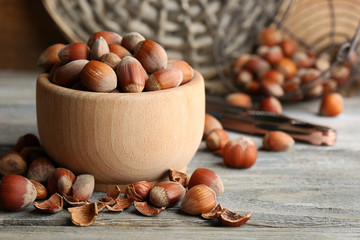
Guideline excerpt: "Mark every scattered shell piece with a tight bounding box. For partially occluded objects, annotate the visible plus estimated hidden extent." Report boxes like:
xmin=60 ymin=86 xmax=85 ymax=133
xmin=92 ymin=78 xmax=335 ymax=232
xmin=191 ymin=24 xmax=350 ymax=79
xmin=97 ymin=202 xmax=106 ymax=212
xmin=217 ymin=209 xmax=251 ymax=227
xmin=98 ymin=185 xmax=121 ymax=203
xmin=63 ymin=194 xmax=89 ymax=207
xmin=68 ymin=202 xmax=98 ymax=227
xmin=201 ymin=204 xmax=224 ymax=220
xmin=106 ymin=198 xmax=134 ymax=212
xmin=134 ymin=201 xmax=165 ymax=216
xmin=34 ymin=193 xmax=63 ymax=213
xmin=169 ymin=169 xmax=190 ymax=188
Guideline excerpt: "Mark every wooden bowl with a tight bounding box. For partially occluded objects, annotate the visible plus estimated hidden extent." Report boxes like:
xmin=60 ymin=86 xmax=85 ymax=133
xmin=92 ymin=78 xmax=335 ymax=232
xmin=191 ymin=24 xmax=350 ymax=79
xmin=36 ymin=72 xmax=205 ymax=191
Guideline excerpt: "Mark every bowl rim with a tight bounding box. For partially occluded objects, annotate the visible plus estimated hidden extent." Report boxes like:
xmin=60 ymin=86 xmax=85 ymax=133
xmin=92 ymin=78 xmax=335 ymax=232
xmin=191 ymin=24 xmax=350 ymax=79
xmin=37 ymin=71 xmax=203 ymax=99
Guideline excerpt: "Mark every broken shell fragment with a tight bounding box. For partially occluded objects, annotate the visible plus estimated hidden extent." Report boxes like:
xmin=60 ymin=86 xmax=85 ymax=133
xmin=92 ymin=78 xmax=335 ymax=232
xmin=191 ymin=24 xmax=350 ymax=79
xmin=68 ymin=202 xmax=98 ymax=227
xmin=201 ymin=204 xmax=224 ymax=219
xmin=106 ymin=198 xmax=134 ymax=212
xmin=168 ymin=169 xmax=190 ymax=188
xmin=34 ymin=193 xmax=63 ymax=213
xmin=217 ymin=210 xmax=251 ymax=227
xmin=63 ymin=194 xmax=89 ymax=207
xmin=98 ymin=185 xmax=121 ymax=204
xmin=134 ymin=201 xmax=165 ymax=217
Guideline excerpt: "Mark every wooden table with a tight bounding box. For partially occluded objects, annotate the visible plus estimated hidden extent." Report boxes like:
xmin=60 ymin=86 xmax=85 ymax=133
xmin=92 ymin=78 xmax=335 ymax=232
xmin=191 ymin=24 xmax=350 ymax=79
xmin=1 ymin=71 xmax=359 ymax=239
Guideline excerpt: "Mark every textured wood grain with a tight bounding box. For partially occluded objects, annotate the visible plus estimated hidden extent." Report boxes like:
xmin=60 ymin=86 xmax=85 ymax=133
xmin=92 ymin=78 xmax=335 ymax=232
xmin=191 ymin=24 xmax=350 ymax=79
xmin=0 ymin=71 xmax=360 ymax=239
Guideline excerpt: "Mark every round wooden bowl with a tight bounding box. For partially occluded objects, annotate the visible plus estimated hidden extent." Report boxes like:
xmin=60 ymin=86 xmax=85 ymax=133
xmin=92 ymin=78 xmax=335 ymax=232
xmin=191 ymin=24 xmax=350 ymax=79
xmin=36 ymin=72 xmax=205 ymax=191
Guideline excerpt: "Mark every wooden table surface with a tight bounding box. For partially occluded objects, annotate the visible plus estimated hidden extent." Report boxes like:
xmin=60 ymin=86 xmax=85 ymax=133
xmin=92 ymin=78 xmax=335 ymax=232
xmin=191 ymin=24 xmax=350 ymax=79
xmin=0 ymin=71 xmax=359 ymax=239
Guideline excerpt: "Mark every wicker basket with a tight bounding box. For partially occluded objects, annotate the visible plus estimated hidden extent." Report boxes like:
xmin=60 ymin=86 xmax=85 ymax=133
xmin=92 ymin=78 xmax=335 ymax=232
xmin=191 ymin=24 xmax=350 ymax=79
xmin=42 ymin=0 xmax=282 ymax=94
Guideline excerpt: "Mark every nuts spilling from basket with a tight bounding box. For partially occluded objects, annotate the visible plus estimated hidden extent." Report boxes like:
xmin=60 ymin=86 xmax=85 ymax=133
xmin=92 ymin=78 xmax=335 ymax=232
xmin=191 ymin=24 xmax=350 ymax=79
xmin=37 ymin=31 xmax=194 ymax=93
xmin=232 ymin=27 xmax=357 ymax=101
xmin=0 ymin=133 xmax=251 ymax=227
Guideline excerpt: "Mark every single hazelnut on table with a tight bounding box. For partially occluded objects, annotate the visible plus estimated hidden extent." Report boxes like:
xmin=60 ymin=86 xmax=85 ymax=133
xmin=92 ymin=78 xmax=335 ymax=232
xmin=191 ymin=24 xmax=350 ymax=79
xmin=206 ymin=129 xmax=230 ymax=152
xmin=258 ymin=96 xmax=283 ymax=114
xmin=116 ymin=56 xmax=147 ymax=93
xmin=188 ymin=168 xmax=224 ymax=197
xmin=125 ymin=181 xmax=152 ymax=202
xmin=149 ymin=181 xmax=186 ymax=208
xmin=14 ymin=133 xmax=40 ymax=153
xmin=226 ymin=92 xmax=253 ymax=109
xmin=134 ymin=39 xmax=168 ymax=74
xmin=37 ymin=43 xmax=65 ymax=71
xmin=203 ymin=113 xmax=223 ymax=140
xmin=87 ymin=31 xmax=122 ymax=48
xmin=80 ymin=60 xmax=117 ymax=92
xmin=72 ymin=174 xmax=95 ymax=201
xmin=222 ymin=137 xmax=258 ymax=168
xmin=263 ymin=131 xmax=294 ymax=151
xmin=26 ymin=157 xmax=55 ymax=183
xmin=180 ymin=184 xmax=217 ymax=215
xmin=319 ymin=92 xmax=344 ymax=117
xmin=47 ymin=168 xmax=76 ymax=195
xmin=0 ymin=151 xmax=27 ymax=176
xmin=0 ymin=174 xmax=37 ymax=211
xmin=58 ymin=42 xmax=90 ymax=64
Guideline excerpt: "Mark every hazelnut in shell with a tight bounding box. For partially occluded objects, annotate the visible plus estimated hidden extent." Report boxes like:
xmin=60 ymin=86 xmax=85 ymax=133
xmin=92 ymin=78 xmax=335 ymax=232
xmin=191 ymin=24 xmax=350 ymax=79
xmin=222 ymin=137 xmax=258 ymax=168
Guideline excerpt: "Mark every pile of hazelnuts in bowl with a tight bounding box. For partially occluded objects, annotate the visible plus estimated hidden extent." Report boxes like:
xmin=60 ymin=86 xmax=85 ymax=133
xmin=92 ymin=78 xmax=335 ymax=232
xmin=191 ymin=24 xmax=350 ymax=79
xmin=37 ymin=31 xmax=194 ymax=93
xmin=232 ymin=27 xmax=356 ymax=102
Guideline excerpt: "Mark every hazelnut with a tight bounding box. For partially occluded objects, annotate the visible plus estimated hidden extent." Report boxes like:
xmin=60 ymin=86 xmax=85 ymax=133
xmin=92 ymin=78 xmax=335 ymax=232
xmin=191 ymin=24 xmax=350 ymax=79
xmin=14 ymin=133 xmax=40 ymax=153
xmin=222 ymin=137 xmax=258 ymax=168
xmin=245 ymin=55 xmax=270 ymax=77
xmin=265 ymin=46 xmax=284 ymax=65
xmin=99 ymin=52 xmax=121 ymax=69
xmin=37 ymin=43 xmax=65 ymax=71
xmin=322 ymin=79 xmax=337 ymax=94
xmin=188 ymin=168 xmax=224 ymax=197
xmin=20 ymin=146 xmax=47 ymax=162
xmin=180 ymin=184 xmax=216 ymax=215
xmin=80 ymin=60 xmax=117 ymax=92
xmin=125 ymin=181 xmax=152 ymax=202
xmin=292 ymin=52 xmax=312 ymax=68
xmin=109 ymin=44 xmax=132 ymax=58
xmin=47 ymin=168 xmax=76 ymax=195
xmin=134 ymin=40 xmax=168 ymax=74
xmin=315 ymin=55 xmax=331 ymax=72
xmin=87 ymin=31 xmax=122 ymax=48
xmin=121 ymin=32 xmax=146 ymax=53
xmin=233 ymin=54 xmax=250 ymax=73
xmin=72 ymin=174 xmax=95 ymax=201
xmin=48 ymin=61 xmax=63 ymax=82
xmin=260 ymin=79 xmax=284 ymax=98
xmin=256 ymin=45 xmax=270 ymax=58
xmin=280 ymin=39 xmax=297 ymax=58
xmin=203 ymin=113 xmax=223 ymax=140
xmin=263 ymin=131 xmax=294 ymax=151
xmin=29 ymin=179 xmax=48 ymax=200
xmin=0 ymin=151 xmax=27 ymax=176
xmin=258 ymin=96 xmax=282 ymax=114
xmin=116 ymin=56 xmax=147 ymax=93
xmin=167 ymin=59 xmax=194 ymax=85
xmin=319 ymin=92 xmax=343 ymax=117
xmin=58 ymin=43 xmax=90 ymax=64
xmin=258 ymin=27 xmax=282 ymax=46
xmin=0 ymin=175 xmax=37 ymax=211
xmin=234 ymin=69 xmax=253 ymax=88
xmin=244 ymin=80 xmax=261 ymax=95
xmin=149 ymin=181 xmax=186 ymax=208
xmin=226 ymin=92 xmax=252 ymax=109
xmin=90 ymin=36 xmax=110 ymax=60
xmin=331 ymin=66 xmax=350 ymax=86
xmin=206 ymin=129 xmax=230 ymax=151
xmin=301 ymin=69 xmax=321 ymax=85
xmin=277 ymin=58 xmax=297 ymax=80
xmin=53 ymin=59 xmax=89 ymax=87
xmin=26 ymin=157 xmax=55 ymax=183
xmin=145 ymin=68 xmax=183 ymax=91
xmin=263 ymin=70 xmax=285 ymax=85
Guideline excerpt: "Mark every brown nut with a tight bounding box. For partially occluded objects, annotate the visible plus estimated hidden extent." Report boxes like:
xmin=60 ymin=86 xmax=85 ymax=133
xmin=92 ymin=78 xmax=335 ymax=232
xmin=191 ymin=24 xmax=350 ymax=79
xmin=0 ymin=175 xmax=37 ymax=211
xmin=263 ymin=70 xmax=285 ymax=85
xmin=29 ymin=179 xmax=48 ymax=200
xmin=245 ymin=55 xmax=271 ymax=77
xmin=188 ymin=168 xmax=224 ymax=197
xmin=0 ymin=151 xmax=27 ymax=176
xmin=206 ymin=129 xmax=230 ymax=152
xmin=256 ymin=45 xmax=270 ymax=58
xmin=48 ymin=61 xmax=63 ymax=82
xmin=80 ymin=60 xmax=117 ymax=92
xmin=121 ymin=32 xmax=146 ymax=53
xmin=109 ymin=44 xmax=132 ymax=59
xmin=149 ymin=181 xmax=186 ymax=208
xmin=72 ymin=174 xmax=95 ymax=201
xmin=234 ymin=69 xmax=253 ymax=88
xmin=222 ymin=137 xmax=258 ymax=168
xmin=53 ymin=59 xmax=89 ymax=87
xmin=116 ymin=56 xmax=147 ymax=93
xmin=58 ymin=43 xmax=89 ymax=64
xmin=203 ymin=113 xmax=223 ymax=140
xmin=26 ymin=157 xmax=55 ymax=183
xmin=87 ymin=31 xmax=122 ymax=48
xmin=99 ymin=52 xmax=121 ymax=69
xmin=258 ymin=27 xmax=282 ymax=46
xmin=37 ymin=43 xmax=65 ymax=71
xmin=259 ymin=96 xmax=283 ymax=114
xmin=263 ymin=131 xmax=294 ymax=151
xmin=226 ymin=92 xmax=252 ymax=109
xmin=292 ymin=52 xmax=312 ymax=68
xmin=167 ymin=59 xmax=194 ymax=85
xmin=145 ymin=68 xmax=182 ymax=91
xmin=319 ymin=92 xmax=343 ymax=117
xmin=280 ymin=39 xmax=297 ymax=58
xmin=14 ymin=133 xmax=40 ymax=153
xmin=180 ymin=184 xmax=216 ymax=215
xmin=277 ymin=58 xmax=297 ymax=80
xmin=233 ymin=54 xmax=251 ymax=73
xmin=125 ymin=181 xmax=152 ymax=202
xmin=168 ymin=169 xmax=190 ymax=188
xmin=20 ymin=146 xmax=47 ymax=163
xmin=47 ymin=168 xmax=76 ymax=195
xmin=260 ymin=79 xmax=284 ymax=98
xmin=90 ymin=36 xmax=110 ymax=60
xmin=265 ymin=46 xmax=284 ymax=65
xmin=134 ymin=40 xmax=168 ymax=73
